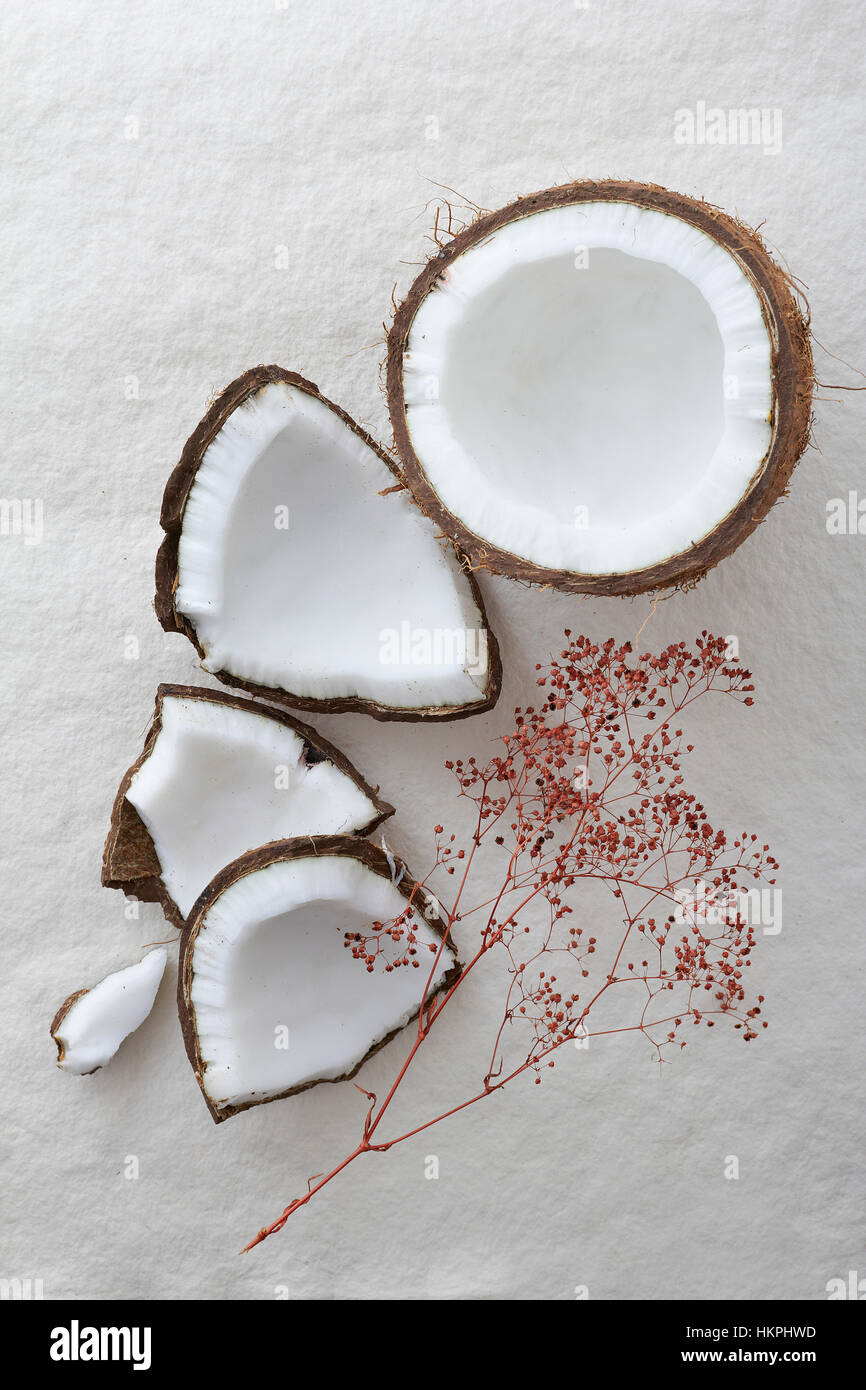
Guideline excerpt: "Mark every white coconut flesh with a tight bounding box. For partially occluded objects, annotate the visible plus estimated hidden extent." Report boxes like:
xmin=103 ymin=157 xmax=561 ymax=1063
xmin=125 ymin=693 xmax=382 ymax=919
xmin=175 ymin=381 xmax=490 ymax=708
xmin=52 ymin=948 xmax=167 ymax=1075
xmin=402 ymin=201 xmax=774 ymax=575
xmin=187 ymin=855 xmax=451 ymax=1113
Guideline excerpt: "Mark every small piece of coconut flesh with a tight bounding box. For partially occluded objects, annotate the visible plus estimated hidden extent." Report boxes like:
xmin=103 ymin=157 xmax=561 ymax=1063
xmin=174 ymin=379 xmax=491 ymax=711
xmin=124 ymin=692 xmax=386 ymax=919
xmin=51 ymin=948 xmax=167 ymax=1075
xmin=401 ymin=200 xmax=774 ymax=576
xmin=183 ymin=852 xmax=452 ymax=1117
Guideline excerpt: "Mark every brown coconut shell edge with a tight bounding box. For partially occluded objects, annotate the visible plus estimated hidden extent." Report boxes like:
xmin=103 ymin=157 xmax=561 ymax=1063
xmin=155 ymin=365 xmax=502 ymax=720
xmin=50 ymin=988 xmax=93 ymax=1071
xmin=177 ymin=835 xmax=462 ymax=1123
xmin=101 ymin=684 xmax=396 ymax=930
xmin=386 ymin=178 xmax=815 ymax=598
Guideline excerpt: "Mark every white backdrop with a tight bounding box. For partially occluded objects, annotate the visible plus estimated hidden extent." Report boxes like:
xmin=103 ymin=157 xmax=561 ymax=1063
xmin=2 ymin=0 xmax=864 ymax=1300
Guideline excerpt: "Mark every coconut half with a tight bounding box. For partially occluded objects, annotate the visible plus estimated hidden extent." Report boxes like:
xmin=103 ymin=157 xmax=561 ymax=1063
xmin=178 ymin=837 xmax=458 ymax=1122
xmin=156 ymin=367 xmax=501 ymax=719
xmin=51 ymin=948 xmax=168 ymax=1075
xmin=387 ymin=180 xmax=813 ymax=595
xmin=102 ymin=685 xmax=393 ymax=929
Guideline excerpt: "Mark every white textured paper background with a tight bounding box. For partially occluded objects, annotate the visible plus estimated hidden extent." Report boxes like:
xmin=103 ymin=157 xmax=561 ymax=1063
xmin=2 ymin=0 xmax=864 ymax=1301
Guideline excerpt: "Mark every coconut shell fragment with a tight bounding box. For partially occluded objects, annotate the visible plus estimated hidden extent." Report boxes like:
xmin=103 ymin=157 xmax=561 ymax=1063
xmin=156 ymin=367 xmax=501 ymax=719
xmin=178 ymin=837 xmax=460 ymax=1122
xmin=102 ymin=684 xmax=395 ymax=929
xmin=51 ymin=948 xmax=168 ymax=1075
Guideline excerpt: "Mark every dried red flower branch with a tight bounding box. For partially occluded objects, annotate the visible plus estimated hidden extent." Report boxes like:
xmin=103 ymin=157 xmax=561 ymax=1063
xmin=243 ymin=632 xmax=776 ymax=1252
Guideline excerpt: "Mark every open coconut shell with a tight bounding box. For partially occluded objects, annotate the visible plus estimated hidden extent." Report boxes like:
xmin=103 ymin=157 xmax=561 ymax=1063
xmin=103 ymin=684 xmax=394 ymax=929
xmin=178 ymin=836 xmax=460 ymax=1122
xmin=156 ymin=366 xmax=501 ymax=720
xmin=387 ymin=179 xmax=814 ymax=596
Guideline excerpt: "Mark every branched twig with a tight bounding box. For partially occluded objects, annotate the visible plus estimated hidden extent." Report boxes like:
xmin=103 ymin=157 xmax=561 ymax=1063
xmin=243 ymin=632 xmax=775 ymax=1251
